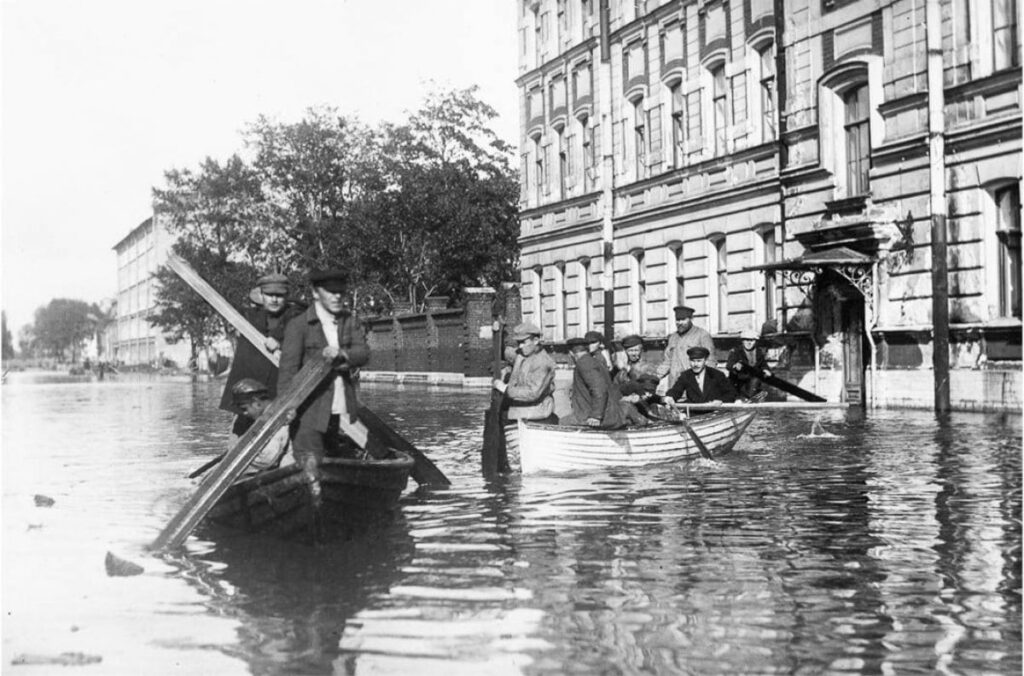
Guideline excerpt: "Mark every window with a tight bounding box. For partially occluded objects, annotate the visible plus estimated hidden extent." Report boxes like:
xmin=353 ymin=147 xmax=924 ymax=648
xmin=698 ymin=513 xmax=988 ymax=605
xmin=715 ymin=238 xmax=728 ymax=333
xmin=557 ymin=127 xmax=568 ymax=199
xmin=553 ymin=263 xmax=567 ymax=341
xmin=578 ymin=258 xmax=593 ymax=331
xmin=550 ymin=78 xmax=567 ymax=114
xmin=993 ymin=0 xmax=1019 ymax=71
xmin=533 ymin=7 xmax=542 ymax=65
xmin=531 ymin=267 xmax=544 ymax=327
xmin=557 ymin=0 xmax=567 ymax=48
xmin=527 ymin=87 xmax=543 ymax=123
xmin=995 ymin=185 xmax=1022 ymax=318
xmin=667 ymin=243 xmax=685 ymax=311
xmin=631 ymin=250 xmax=647 ymax=333
xmin=761 ymin=227 xmax=778 ymax=322
xmin=712 ymin=64 xmax=729 ymax=155
xmin=844 ymin=85 xmax=871 ymax=196
xmin=633 ymin=98 xmax=646 ymax=177
xmin=670 ymin=82 xmax=685 ymax=167
xmin=533 ymin=135 xmax=545 ymax=202
xmin=573 ymin=63 xmax=592 ymax=102
xmin=579 ymin=115 xmax=596 ymax=190
xmin=660 ymin=22 xmax=684 ymax=66
xmin=759 ymin=44 xmax=777 ymax=142
xmin=625 ymin=42 xmax=645 ymax=83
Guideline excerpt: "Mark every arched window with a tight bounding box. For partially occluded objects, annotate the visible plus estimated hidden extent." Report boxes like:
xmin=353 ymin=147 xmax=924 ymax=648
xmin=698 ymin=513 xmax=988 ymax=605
xmin=669 ymin=81 xmax=685 ymax=167
xmin=711 ymin=63 xmax=729 ymax=156
xmin=629 ymin=249 xmax=647 ymax=333
xmin=757 ymin=43 xmax=777 ymax=142
xmin=715 ymin=237 xmax=729 ymax=332
xmin=844 ymin=85 xmax=871 ymax=195
xmin=995 ymin=184 xmax=1022 ymax=318
xmin=577 ymin=257 xmax=592 ymax=333
xmin=632 ymin=97 xmax=647 ymax=178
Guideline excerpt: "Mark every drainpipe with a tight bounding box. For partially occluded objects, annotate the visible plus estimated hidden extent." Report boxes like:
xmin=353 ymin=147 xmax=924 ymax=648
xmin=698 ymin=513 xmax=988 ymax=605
xmin=599 ymin=0 xmax=615 ymax=341
xmin=866 ymin=261 xmax=878 ymax=408
xmin=926 ymin=0 xmax=951 ymax=413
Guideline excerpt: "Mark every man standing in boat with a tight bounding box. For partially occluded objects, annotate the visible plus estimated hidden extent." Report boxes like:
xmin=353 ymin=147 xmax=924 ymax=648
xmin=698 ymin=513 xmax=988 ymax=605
xmin=219 ymin=272 xmax=306 ymax=436
xmin=664 ymin=346 xmax=737 ymax=407
xmin=656 ymin=305 xmax=716 ymax=388
xmin=492 ymin=322 xmax=557 ymax=424
xmin=562 ymin=337 xmax=626 ymax=429
xmin=278 ymin=269 xmax=369 ymax=467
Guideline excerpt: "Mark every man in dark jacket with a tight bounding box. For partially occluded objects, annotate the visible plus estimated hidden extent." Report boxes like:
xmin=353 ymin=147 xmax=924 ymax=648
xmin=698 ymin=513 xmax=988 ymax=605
xmin=562 ymin=337 xmax=626 ymax=429
xmin=219 ymin=272 xmax=306 ymax=435
xmin=278 ymin=269 xmax=369 ymax=465
xmin=665 ymin=346 xmax=737 ymax=406
xmin=726 ymin=328 xmax=772 ymax=398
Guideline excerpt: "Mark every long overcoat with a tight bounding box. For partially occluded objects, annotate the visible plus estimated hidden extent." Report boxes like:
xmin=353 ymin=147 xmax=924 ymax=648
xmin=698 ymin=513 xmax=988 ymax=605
xmin=219 ymin=304 xmax=306 ymax=418
xmin=568 ymin=352 xmax=626 ymax=428
xmin=278 ymin=305 xmax=370 ymax=432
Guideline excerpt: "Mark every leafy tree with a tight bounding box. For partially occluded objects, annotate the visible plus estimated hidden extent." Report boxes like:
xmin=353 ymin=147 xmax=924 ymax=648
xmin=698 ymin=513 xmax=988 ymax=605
xmin=17 ymin=324 xmax=36 ymax=359
xmin=2 ymin=311 xmax=15 ymax=359
xmin=32 ymin=299 xmax=95 ymax=362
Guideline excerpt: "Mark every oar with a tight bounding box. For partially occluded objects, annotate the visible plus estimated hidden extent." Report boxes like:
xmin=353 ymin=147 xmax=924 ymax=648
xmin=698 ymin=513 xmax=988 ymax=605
xmin=166 ymin=254 xmax=449 ymax=485
xmin=736 ymin=363 xmax=825 ymax=402
xmin=637 ymin=402 xmax=713 ymax=460
xmin=481 ymin=318 xmax=509 ymax=477
xmin=151 ymin=356 xmax=333 ymax=551
xmin=187 ymin=454 xmax=224 ymax=479
xmin=356 ymin=406 xmax=450 ymax=485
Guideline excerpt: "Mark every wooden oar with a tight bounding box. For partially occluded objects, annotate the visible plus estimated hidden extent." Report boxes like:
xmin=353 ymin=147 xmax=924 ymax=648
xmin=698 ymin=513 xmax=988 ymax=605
xmin=677 ymin=401 xmax=847 ymax=411
xmin=166 ymin=253 xmax=448 ymax=484
xmin=356 ymin=406 xmax=450 ymax=485
xmin=481 ymin=318 xmax=509 ymax=477
xmin=736 ymin=363 xmax=825 ymax=402
xmin=637 ymin=402 xmax=713 ymax=460
xmin=151 ymin=355 xmax=333 ymax=551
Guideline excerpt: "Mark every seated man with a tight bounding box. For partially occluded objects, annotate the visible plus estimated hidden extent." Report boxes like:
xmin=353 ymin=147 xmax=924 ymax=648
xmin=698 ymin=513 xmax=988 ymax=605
xmin=665 ymin=346 xmax=737 ymax=408
xmin=726 ymin=328 xmax=772 ymax=398
xmin=561 ymin=337 xmax=625 ymax=429
xmin=612 ymin=334 xmax=661 ymax=387
xmin=618 ymin=372 xmax=667 ymax=426
xmin=229 ymin=378 xmax=295 ymax=476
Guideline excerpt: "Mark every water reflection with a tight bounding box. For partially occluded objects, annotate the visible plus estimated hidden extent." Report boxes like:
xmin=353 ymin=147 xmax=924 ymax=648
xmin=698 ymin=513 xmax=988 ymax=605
xmin=1 ymin=375 xmax=1020 ymax=674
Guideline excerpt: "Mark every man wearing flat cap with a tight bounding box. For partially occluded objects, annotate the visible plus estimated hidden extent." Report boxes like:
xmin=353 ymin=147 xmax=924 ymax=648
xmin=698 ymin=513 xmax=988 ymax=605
xmin=492 ymin=321 xmax=557 ymax=424
xmin=611 ymin=334 xmax=661 ymax=388
xmin=665 ymin=345 xmax=737 ymax=407
xmin=219 ymin=271 xmax=306 ymax=436
xmin=726 ymin=328 xmax=772 ymax=398
xmin=279 ymin=268 xmax=370 ymax=466
xmin=656 ymin=305 xmax=716 ymax=388
xmin=562 ymin=336 xmax=626 ymax=429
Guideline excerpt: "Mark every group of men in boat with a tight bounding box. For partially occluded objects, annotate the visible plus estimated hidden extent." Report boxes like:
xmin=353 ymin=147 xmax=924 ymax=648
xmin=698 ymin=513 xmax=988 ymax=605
xmin=219 ymin=268 xmax=369 ymax=474
xmin=493 ymin=304 xmax=773 ymax=430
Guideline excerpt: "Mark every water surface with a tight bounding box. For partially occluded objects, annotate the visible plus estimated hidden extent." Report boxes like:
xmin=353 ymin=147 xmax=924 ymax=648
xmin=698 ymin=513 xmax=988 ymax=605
xmin=2 ymin=373 xmax=1020 ymax=674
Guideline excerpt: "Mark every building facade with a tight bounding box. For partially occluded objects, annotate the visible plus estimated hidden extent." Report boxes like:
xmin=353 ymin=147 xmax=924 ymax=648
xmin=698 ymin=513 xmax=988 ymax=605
xmin=111 ymin=215 xmax=192 ymax=368
xmin=515 ymin=0 xmax=1020 ymax=410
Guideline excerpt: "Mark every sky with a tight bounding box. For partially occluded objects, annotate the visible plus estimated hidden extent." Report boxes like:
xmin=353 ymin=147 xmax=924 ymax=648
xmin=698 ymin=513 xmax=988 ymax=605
xmin=1 ymin=0 xmax=519 ymax=334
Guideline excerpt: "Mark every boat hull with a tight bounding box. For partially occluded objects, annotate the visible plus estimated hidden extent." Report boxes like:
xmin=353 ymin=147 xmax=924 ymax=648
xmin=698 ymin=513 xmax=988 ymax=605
xmin=204 ymin=452 xmax=414 ymax=542
xmin=507 ymin=406 xmax=759 ymax=474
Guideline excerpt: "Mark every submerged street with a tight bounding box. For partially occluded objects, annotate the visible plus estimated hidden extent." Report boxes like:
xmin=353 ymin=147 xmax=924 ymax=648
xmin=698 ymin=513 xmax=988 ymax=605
xmin=2 ymin=372 xmax=1021 ymax=674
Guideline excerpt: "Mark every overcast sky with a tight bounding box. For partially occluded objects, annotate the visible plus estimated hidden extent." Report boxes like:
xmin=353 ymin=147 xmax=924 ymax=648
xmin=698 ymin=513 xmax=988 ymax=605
xmin=1 ymin=0 xmax=519 ymax=333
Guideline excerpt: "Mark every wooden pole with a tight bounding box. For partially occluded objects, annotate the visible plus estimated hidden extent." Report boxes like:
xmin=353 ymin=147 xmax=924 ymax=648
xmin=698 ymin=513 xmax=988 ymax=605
xmin=151 ymin=356 xmax=333 ymax=551
xmin=677 ymin=401 xmax=849 ymax=412
xmin=926 ymin=0 xmax=951 ymax=413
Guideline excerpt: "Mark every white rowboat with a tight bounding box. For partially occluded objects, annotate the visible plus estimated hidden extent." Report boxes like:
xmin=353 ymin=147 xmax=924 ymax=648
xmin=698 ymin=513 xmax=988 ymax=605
xmin=507 ymin=397 xmax=762 ymax=474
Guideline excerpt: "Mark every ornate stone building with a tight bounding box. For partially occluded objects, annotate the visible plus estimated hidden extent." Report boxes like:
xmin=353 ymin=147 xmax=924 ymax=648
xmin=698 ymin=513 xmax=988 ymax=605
xmin=515 ymin=0 xmax=1020 ymax=410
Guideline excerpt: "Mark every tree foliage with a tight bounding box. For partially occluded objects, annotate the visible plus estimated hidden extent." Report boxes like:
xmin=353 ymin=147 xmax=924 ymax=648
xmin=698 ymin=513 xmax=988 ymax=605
xmin=2 ymin=311 xmax=15 ymax=359
xmin=152 ymin=85 xmax=520 ymax=326
xmin=31 ymin=299 xmax=98 ymax=361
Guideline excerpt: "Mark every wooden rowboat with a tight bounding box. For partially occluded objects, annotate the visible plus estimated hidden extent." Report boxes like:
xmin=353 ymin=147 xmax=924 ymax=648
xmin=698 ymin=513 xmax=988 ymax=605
xmin=506 ymin=397 xmax=763 ymax=474
xmin=203 ymin=452 xmax=414 ymax=543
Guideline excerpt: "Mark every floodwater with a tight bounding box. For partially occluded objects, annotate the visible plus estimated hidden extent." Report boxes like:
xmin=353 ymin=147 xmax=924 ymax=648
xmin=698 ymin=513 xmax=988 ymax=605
xmin=2 ymin=372 xmax=1020 ymax=675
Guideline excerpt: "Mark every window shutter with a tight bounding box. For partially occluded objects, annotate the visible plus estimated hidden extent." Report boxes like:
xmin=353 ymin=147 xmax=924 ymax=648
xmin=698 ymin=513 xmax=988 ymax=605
xmin=647 ymin=104 xmax=663 ymax=170
xmin=520 ymin=153 xmax=530 ymax=202
xmin=544 ymin=143 xmax=553 ymax=195
xmin=590 ymin=123 xmax=601 ymax=188
xmin=566 ymin=133 xmax=577 ymax=188
xmin=612 ymin=120 xmax=625 ymax=176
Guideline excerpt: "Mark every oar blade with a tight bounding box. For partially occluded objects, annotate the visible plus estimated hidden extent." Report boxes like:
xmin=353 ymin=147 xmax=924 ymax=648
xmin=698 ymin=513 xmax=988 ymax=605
xmin=357 ymin=406 xmax=451 ymax=486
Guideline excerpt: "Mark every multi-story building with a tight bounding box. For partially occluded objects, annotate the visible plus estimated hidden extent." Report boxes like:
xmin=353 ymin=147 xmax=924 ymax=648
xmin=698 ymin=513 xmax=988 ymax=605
xmin=111 ymin=215 xmax=192 ymax=368
xmin=515 ymin=0 xmax=1020 ymax=411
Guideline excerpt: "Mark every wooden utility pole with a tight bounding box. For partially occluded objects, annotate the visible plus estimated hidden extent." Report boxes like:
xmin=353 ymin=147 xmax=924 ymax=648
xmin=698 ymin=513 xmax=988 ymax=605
xmin=926 ymin=0 xmax=951 ymax=412
xmin=599 ymin=0 xmax=615 ymax=340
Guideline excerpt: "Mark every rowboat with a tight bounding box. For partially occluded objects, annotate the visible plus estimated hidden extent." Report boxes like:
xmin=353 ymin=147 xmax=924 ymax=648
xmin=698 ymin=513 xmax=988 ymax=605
xmin=202 ymin=451 xmax=414 ymax=543
xmin=506 ymin=396 xmax=764 ymax=474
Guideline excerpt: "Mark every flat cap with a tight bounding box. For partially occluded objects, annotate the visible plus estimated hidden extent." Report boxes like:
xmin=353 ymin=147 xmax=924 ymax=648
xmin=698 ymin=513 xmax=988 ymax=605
xmin=740 ymin=328 xmax=759 ymax=340
xmin=231 ymin=377 xmax=269 ymax=403
xmin=256 ymin=272 xmax=289 ymax=294
xmin=686 ymin=346 xmax=710 ymax=359
xmin=584 ymin=330 xmax=605 ymax=344
xmin=309 ymin=268 xmax=349 ymax=292
xmin=511 ymin=322 xmax=543 ymax=341
xmin=621 ymin=334 xmax=643 ymax=348
xmin=566 ymin=337 xmax=590 ymax=350
xmin=673 ymin=305 xmax=695 ymax=319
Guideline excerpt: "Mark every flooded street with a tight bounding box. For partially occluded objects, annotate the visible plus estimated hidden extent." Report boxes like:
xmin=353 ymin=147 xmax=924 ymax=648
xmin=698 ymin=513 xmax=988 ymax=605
xmin=2 ymin=373 xmax=1021 ymax=674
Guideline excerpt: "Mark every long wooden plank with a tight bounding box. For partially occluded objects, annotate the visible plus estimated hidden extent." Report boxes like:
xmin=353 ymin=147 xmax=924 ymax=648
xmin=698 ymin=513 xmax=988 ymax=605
xmin=151 ymin=355 xmax=333 ymax=551
xmin=165 ymin=254 xmax=368 ymax=448
xmin=677 ymin=401 xmax=847 ymax=411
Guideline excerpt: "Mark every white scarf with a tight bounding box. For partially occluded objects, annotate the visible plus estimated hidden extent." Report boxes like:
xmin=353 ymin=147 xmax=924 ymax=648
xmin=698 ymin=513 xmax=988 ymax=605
xmin=314 ymin=301 xmax=347 ymax=415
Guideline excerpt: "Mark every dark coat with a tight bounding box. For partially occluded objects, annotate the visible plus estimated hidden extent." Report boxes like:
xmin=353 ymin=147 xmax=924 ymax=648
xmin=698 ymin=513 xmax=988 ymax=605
xmin=666 ymin=366 xmax=738 ymax=404
xmin=725 ymin=346 xmax=770 ymax=398
xmin=219 ymin=304 xmax=306 ymax=417
xmin=278 ymin=305 xmax=370 ymax=433
xmin=568 ymin=352 xmax=626 ymax=429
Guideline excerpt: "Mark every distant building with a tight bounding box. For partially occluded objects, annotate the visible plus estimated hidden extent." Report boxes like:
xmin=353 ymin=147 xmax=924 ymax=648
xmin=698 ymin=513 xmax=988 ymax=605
xmin=111 ymin=215 xmax=192 ymax=368
xmin=514 ymin=0 xmax=1020 ymax=411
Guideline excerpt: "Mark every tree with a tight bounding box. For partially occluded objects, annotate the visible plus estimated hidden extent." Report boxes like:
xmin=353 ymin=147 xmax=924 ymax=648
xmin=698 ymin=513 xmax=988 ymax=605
xmin=2 ymin=311 xmax=15 ymax=359
xmin=32 ymin=299 xmax=95 ymax=362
